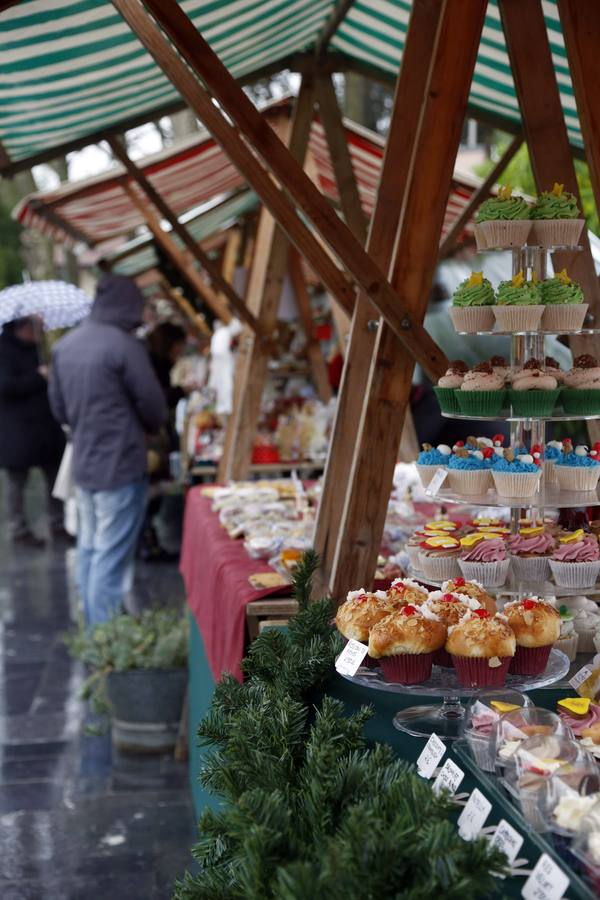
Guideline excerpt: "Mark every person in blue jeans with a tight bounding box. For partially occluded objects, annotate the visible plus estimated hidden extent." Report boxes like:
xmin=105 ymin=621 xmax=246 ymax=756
xmin=49 ymin=274 xmax=166 ymax=625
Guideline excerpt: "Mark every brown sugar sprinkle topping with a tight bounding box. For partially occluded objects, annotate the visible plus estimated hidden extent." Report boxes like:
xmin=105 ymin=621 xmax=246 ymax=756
xmin=490 ymin=355 xmax=507 ymax=366
xmin=472 ymin=361 xmax=493 ymax=374
xmin=523 ymin=358 xmax=542 ymax=370
xmin=449 ymin=359 xmax=468 ymax=374
xmin=545 ymin=356 xmax=560 ymax=370
xmin=574 ymin=354 xmax=598 ymax=369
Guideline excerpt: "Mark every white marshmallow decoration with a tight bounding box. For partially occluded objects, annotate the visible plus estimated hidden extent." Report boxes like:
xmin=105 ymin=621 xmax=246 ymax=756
xmin=517 ymin=454 xmax=534 ymax=465
xmin=494 ymin=447 xmax=505 ymax=457
xmin=575 ymin=445 xmax=589 ymax=457
xmin=471 ymin=450 xmax=484 ymax=460
xmin=477 ymin=437 xmax=493 ymax=448
xmin=437 ymin=444 xmax=452 ymax=456
xmin=547 ymin=440 xmax=562 ymax=450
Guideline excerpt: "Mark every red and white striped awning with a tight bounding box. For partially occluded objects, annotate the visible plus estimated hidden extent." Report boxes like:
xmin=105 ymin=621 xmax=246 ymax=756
xmin=15 ymin=101 xmax=487 ymax=249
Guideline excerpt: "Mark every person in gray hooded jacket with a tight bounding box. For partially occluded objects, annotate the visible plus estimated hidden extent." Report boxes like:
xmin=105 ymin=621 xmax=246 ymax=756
xmin=49 ymin=274 xmax=166 ymax=625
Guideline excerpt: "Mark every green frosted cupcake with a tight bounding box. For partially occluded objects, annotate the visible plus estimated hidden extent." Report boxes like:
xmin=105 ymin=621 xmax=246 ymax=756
xmin=449 ymin=272 xmax=495 ymax=333
xmin=474 ymin=185 xmax=532 ymax=250
xmin=541 ymin=268 xmax=587 ymax=331
xmin=530 ymin=183 xmax=584 ymax=247
xmin=493 ymin=270 xmax=544 ymax=331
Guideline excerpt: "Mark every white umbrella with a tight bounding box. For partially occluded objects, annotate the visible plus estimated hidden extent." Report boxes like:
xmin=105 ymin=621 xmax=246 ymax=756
xmin=0 ymin=280 xmax=92 ymax=330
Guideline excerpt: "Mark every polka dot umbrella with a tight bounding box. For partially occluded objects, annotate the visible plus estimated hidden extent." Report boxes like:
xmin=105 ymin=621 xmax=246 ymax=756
xmin=0 ymin=280 xmax=92 ymax=330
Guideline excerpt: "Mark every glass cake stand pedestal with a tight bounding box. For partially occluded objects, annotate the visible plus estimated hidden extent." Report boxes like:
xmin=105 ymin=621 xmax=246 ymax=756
xmin=339 ymin=649 xmax=570 ymax=740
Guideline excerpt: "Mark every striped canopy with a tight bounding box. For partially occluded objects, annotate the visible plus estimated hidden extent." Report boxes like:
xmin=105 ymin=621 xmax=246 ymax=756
xmin=0 ymin=1 xmax=582 ymax=172
xmin=15 ymin=103 xmax=491 ymax=255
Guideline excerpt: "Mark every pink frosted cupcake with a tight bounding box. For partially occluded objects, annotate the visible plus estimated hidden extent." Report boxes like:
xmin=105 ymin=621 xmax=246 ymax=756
xmin=458 ymin=534 xmax=510 ymax=587
xmin=368 ymin=605 xmax=446 ymax=684
xmin=549 ymin=530 xmax=600 ymax=588
xmin=508 ymin=527 xmax=556 ymax=581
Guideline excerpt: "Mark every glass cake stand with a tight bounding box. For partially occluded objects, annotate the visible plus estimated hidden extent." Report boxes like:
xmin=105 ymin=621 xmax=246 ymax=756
xmin=338 ymin=649 xmax=569 ymax=740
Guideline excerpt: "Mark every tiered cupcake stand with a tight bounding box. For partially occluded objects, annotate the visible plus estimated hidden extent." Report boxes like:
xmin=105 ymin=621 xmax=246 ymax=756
xmin=339 ymin=241 xmax=600 ymax=739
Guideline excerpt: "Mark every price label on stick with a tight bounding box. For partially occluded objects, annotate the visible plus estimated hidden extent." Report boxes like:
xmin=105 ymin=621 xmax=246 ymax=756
xmin=335 ymin=640 xmax=369 ymax=677
xmin=521 ymin=853 xmax=569 ymax=900
xmin=426 ymin=467 xmax=448 ymax=497
xmin=432 ymin=758 xmax=464 ymax=796
xmin=416 ymin=733 xmax=446 ymax=779
xmin=489 ymin=819 xmax=524 ymax=865
xmin=569 ymin=665 xmax=593 ymax=691
xmin=457 ymin=789 xmax=492 ymax=840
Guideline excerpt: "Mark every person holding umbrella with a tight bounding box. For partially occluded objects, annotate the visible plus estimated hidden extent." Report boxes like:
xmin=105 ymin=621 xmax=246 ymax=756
xmin=0 ymin=316 xmax=66 ymax=546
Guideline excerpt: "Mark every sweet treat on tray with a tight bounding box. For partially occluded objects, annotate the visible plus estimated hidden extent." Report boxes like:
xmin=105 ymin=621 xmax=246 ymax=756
xmin=405 ymin=531 xmax=432 ymax=569
xmin=447 ymin=447 xmax=492 ymax=495
xmin=446 ymin=609 xmax=516 ymax=688
xmin=508 ymin=357 xmax=561 ymax=416
xmin=504 ymin=597 xmax=560 ymax=675
xmin=424 ymin=518 xmax=461 ymax=533
xmin=462 ymin=688 xmax=532 ymax=771
xmin=387 ymin=577 xmax=429 ymax=606
xmin=473 ymin=186 xmax=532 ymax=250
xmin=491 ymin=448 xmax=542 ymax=499
xmin=422 ymin=590 xmax=478 ymax=667
xmin=489 ymin=355 xmax=513 ymax=383
xmin=514 ymin=734 xmax=580 ymax=829
xmin=507 ymin=526 xmax=556 ymax=581
xmin=549 ymin=529 xmax=600 ymax=589
xmin=415 ymin=442 xmax=451 ymax=487
xmin=530 ymin=183 xmax=585 ymax=248
xmin=458 ymin=533 xmax=509 ymax=587
xmin=417 ymin=534 xmax=461 ymax=581
xmin=562 ymin=355 xmax=600 ymax=415
xmin=335 ymin=589 xmax=401 ymax=642
xmin=434 ymin=361 xmax=468 ymax=412
xmin=544 ymin=438 xmax=563 ymax=484
xmin=442 ymin=577 xmax=497 ymax=614
xmin=545 ymin=357 xmax=566 ymax=384
xmin=367 ymin=605 xmax=446 ymax=684
xmin=554 ymin=605 xmax=579 ymax=660
xmin=456 ymin=362 xmax=506 ymax=416
xmin=572 ymin=602 xmax=600 ymax=653
xmin=449 ymin=271 xmax=495 ymax=332
xmin=493 ymin=270 xmax=544 ymax=331
xmin=541 ymin=268 xmax=587 ymax=331
xmin=554 ymin=442 xmax=600 ymax=491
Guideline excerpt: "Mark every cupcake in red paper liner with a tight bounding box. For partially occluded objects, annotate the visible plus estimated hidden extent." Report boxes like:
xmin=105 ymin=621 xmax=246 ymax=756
xmin=549 ymin=530 xmax=600 ymax=589
xmin=442 ymin=577 xmax=497 ymax=615
xmin=458 ymin=533 xmax=510 ymax=587
xmin=367 ymin=604 xmax=446 ymax=684
xmin=507 ymin=526 xmax=556 ymax=582
xmin=504 ymin=597 xmax=560 ymax=676
xmin=423 ymin=590 xmax=481 ymax=667
xmin=417 ymin=534 xmax=461 ymax=582
xmin=387 ymin=577 xmax=429 ymax=607
xmin=335 ymin=588 xmax=402 ymax=668
xmin=446 ymin=609 xmax=516 ymax=688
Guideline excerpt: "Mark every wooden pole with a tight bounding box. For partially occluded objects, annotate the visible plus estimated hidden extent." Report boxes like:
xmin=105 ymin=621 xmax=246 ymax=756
xmin=107 ymin=137 xmax=258 ymax=333
xmin=159 ymin=277 xmax=211 ymax=339
xmin=328 ymin=0 xmax=488 ymax=600
xmin=111 ymin=0 xmax=447 ymax=381
xmin=438 ymin=133 xmax=524 ymax=258
xmin=313 ymin=0 xmax=447 ymax=591
xmin=289 ymin=249 xmax=332 ymax=404
xmin=500 ymin=0 xmax=600 ymax=442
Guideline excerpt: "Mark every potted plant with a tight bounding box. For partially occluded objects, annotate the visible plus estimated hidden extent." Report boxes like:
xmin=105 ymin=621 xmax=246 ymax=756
xmin=67 ymin=608 xmax=188 ymax=754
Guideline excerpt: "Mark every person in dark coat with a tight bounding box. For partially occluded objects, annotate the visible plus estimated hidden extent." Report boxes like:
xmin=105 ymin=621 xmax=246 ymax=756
xmin=48 ymin=275 xmax=166 ymax=625
xmin=0 ymin=316 xmax=66 ymax=546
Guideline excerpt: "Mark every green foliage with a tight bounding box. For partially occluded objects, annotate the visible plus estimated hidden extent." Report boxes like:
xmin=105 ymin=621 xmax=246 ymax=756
xmin=175 ymin=559 xmax=506 ymax=899
xmin=476 ymin=135 xmax=600 ymax=235
xmin=66 ymin=608 xmax=188 ymax=715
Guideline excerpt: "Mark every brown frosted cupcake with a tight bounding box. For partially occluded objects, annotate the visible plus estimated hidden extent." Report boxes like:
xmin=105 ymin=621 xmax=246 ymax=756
xmin=504 ymin=597 xmax=560 ymax=676
xmin=368 ymin=605 xmax=446 ymax=684
xmin=446 ymin=610 xmax=516 ymax=688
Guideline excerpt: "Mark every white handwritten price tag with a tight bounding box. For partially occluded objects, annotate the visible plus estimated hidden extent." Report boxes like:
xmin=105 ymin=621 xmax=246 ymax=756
xmin=490 ymin=819 xmax=524 ymax=864
xmin=432 ymin=758 xmax=464 ymax=796
xmin=521 ymin=853 xmax=569 ymax=900
xmin=569 ymin=665 xmax=593 ymax=691
xmin=457 ymin=789 xmax=492 ymax=840
xmin=426 ymin=467 xmax=448 ymax=497
xmin=416 ymin=733 xmax=446 ymax=779
xmin=335 ymin=640 xmax=369 ymax=676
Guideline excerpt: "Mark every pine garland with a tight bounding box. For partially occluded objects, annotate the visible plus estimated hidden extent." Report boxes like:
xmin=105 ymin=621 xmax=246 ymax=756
xmin=175 ymin=554 xmax=506 ymax=899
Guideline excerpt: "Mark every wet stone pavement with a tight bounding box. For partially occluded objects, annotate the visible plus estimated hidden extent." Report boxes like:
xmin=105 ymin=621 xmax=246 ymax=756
xmin=0 ymin=473 xmax=196 ymax=899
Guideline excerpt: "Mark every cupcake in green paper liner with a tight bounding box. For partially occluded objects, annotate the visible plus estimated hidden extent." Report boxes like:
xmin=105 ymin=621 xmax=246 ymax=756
xmin=474 ymin=185 xmax=532 ymax=250
xmin=562 ymin=354 xmax=600 ymax=415
xmin=530 ymin=182 xmax=584 ymax=247
xmin=434 ymin=360 xmax=468 ymax=413
xmin=541 ymin=268 xmax=588 ymax=331
xmin=493 ymin=270 xmax=544 ymax=331
xmin=449 ymin=271 xmax=495 ymax=333
xmin=507 ymin=358 xmax=561 ymax=416
xmin=456 ymin=362 xmax=506 ymax=416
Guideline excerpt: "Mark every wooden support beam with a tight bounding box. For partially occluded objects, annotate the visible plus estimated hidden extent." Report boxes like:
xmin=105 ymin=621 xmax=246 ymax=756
xmin=313 ymin=0 xmax=447 ymax=592
xmin=314 ymin=0 xmax=356 ymax=58
xmin=219 ymin=85 xmax=316 ymax=481
xmin=158 ymin=277 xmax=211 ymax=339
xmin=500 ymin=0 xmax=600 ymax=442
xmin=113 ymin=0 xmax=447 ymax=382
xmin=328 ymin=0 xmax=487 ymax=601
xmin=107 ymin=137 xmax=258 ymax=333
xmin=289 ymin=249 xmax=332 ymax=403
xmin=28 ymin=199 xmax=94 ymax=247
xmin=438 ymin=132 xmax=524 ymax=258
xmin=123 ymin=181 xmax=233 ymax=323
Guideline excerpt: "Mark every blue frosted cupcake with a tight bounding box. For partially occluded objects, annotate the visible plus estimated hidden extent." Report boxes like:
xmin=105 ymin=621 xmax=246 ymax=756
xmin=492 ymin=450 xmax=541 ymax=499
xmin=416 ymin=443 xmax=451 ymax=488
xmin=543 ymin=439 xmax=563 ymax=485
xmin=447 ymin=448 xmax=492 ymax=496
xmin=555 ymin=444 xmax=600 ymax=492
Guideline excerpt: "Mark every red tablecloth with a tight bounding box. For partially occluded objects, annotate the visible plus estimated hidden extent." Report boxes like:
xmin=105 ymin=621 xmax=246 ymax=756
xmin=180 ymin=487 xmax=292 ymax=682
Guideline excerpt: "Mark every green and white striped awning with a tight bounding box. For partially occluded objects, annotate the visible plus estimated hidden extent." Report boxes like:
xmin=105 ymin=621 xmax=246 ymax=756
xmin=0 ymin=1 xmax=583 ymax=170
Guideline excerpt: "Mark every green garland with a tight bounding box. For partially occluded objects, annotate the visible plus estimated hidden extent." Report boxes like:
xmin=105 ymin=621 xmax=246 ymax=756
xmin=175 ymin=552 xmax=506 ymax=899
